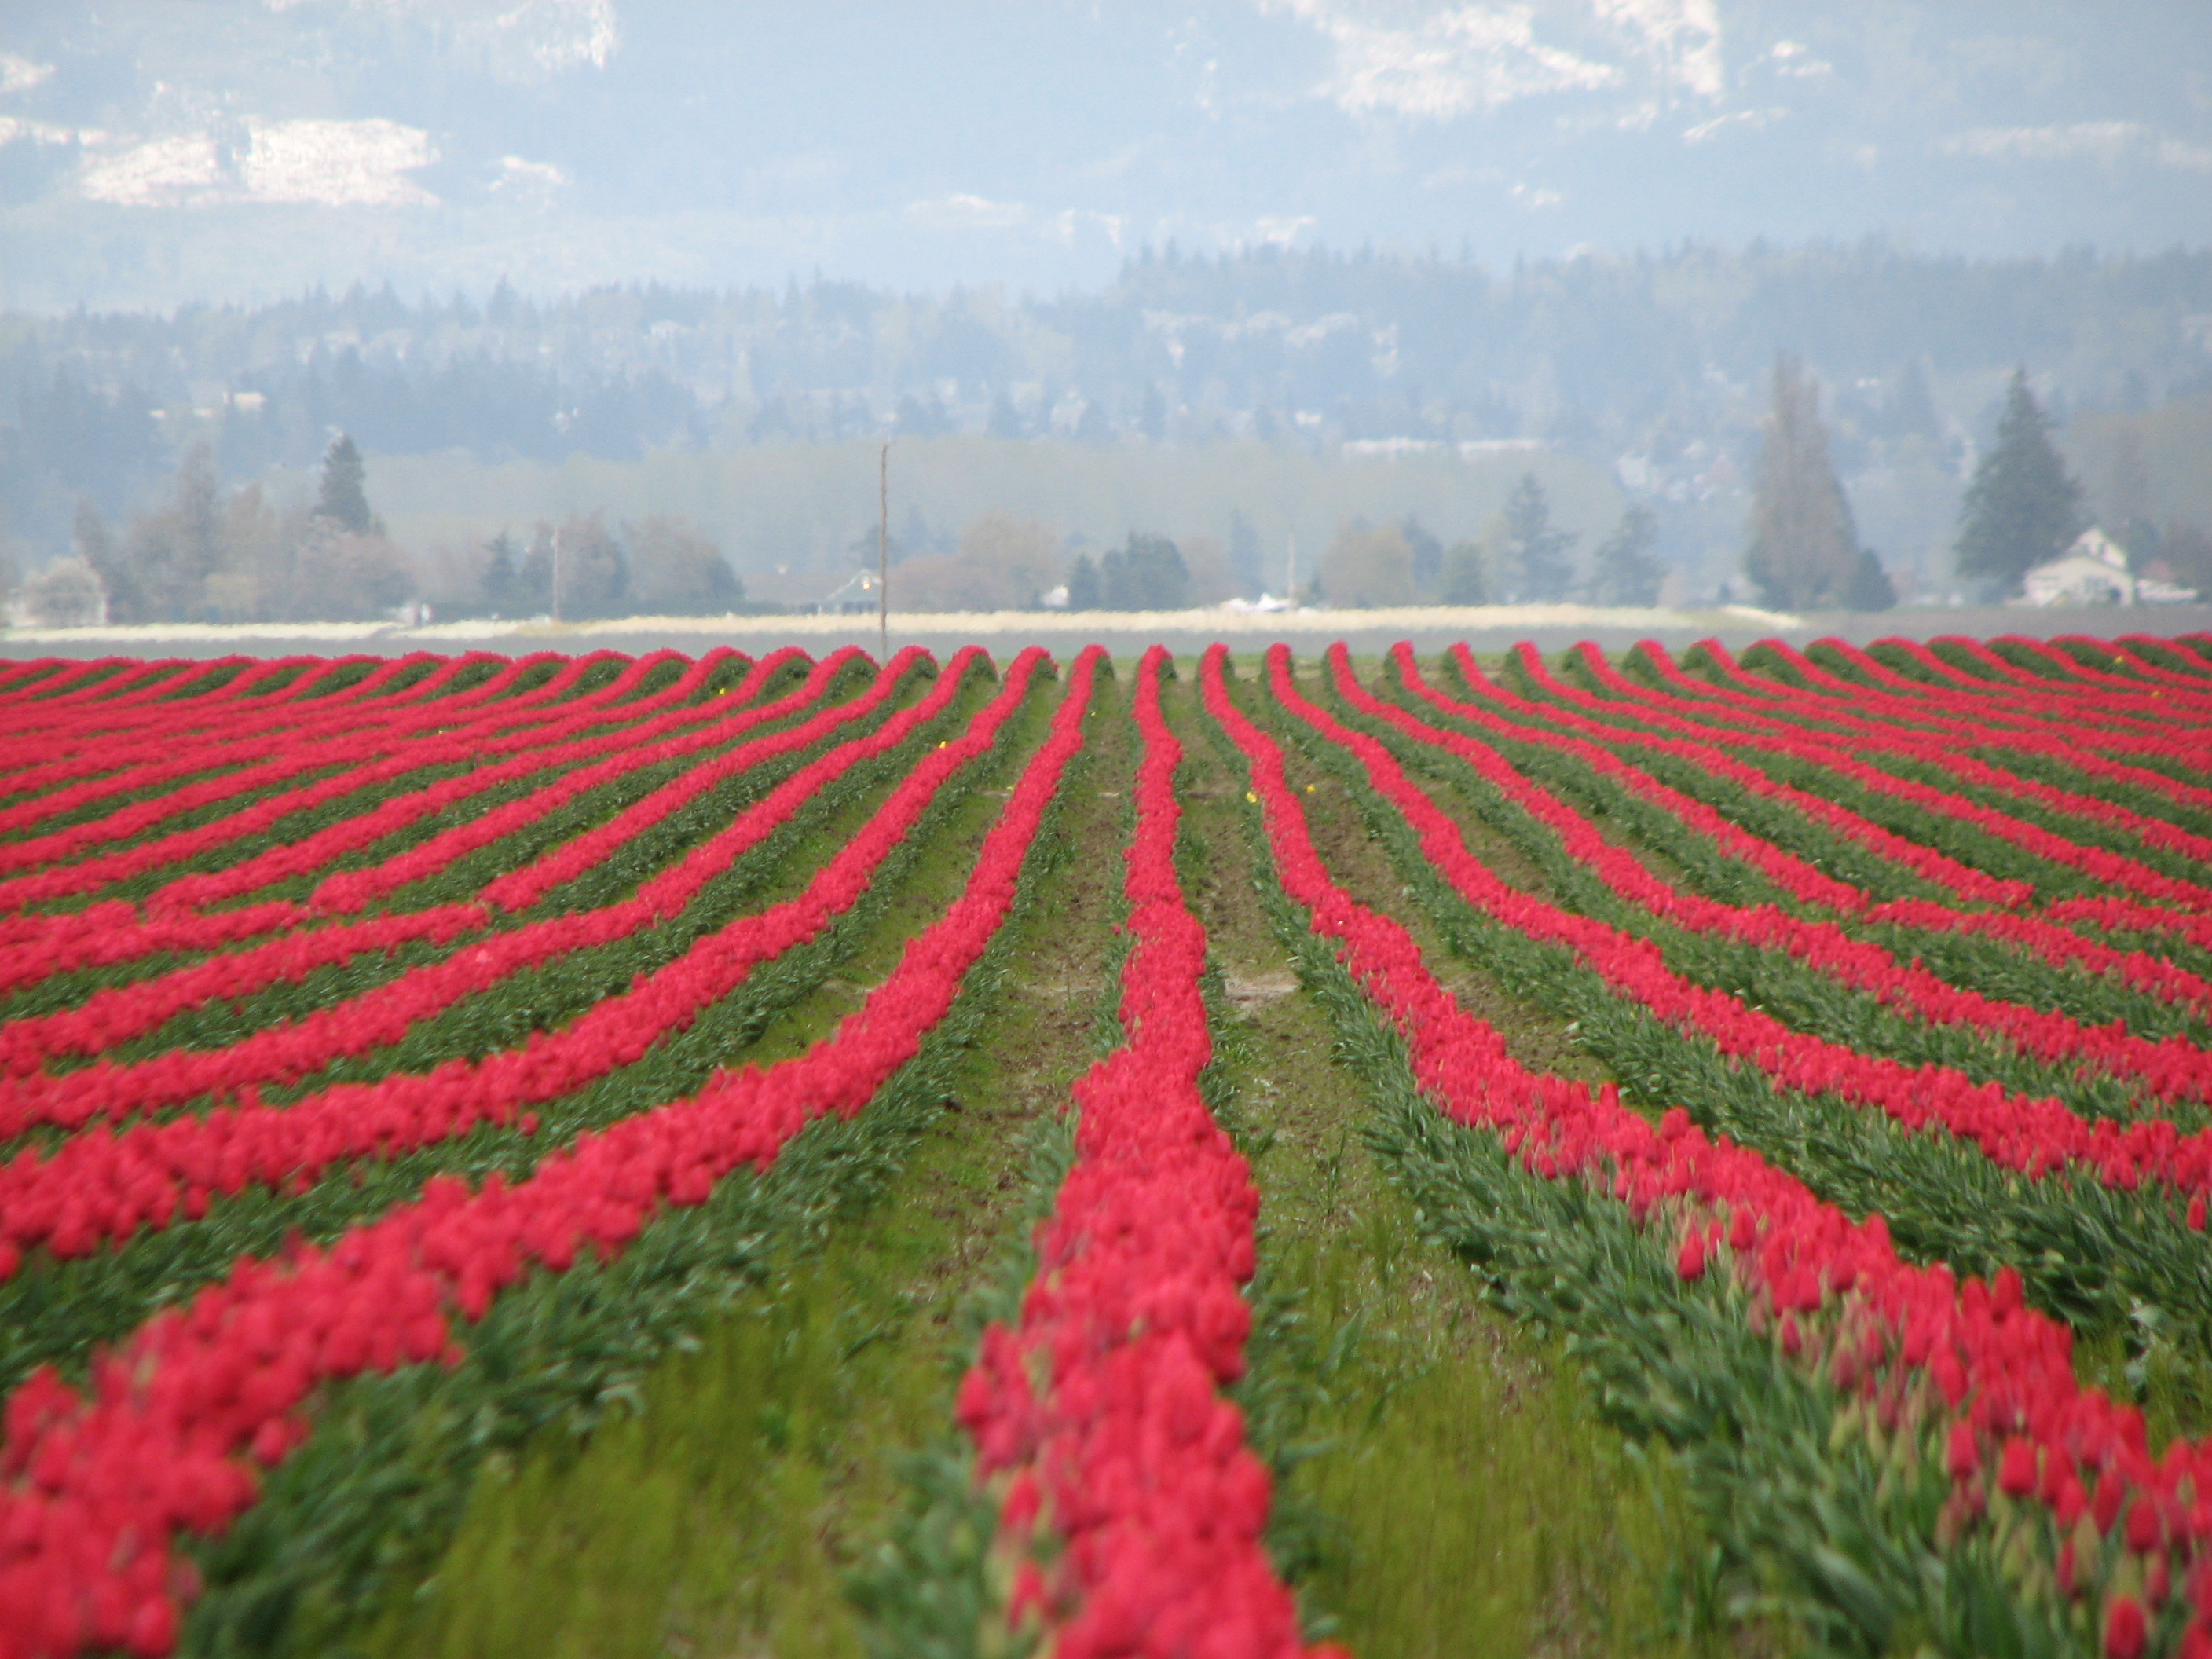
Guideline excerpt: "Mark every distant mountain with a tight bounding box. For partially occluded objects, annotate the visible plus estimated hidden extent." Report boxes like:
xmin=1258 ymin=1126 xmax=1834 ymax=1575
xmin=2 ymin=2 xmax=2208 ymax=309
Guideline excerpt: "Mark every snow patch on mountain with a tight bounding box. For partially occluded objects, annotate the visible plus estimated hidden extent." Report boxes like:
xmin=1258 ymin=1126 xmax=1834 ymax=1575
xmin=0 ymin=53 xmax=54 ymax=96
xmin=1270 ymin=0 xmax=1723 ymax=119
xmin=79 ymin=118 xmax=438 ymax=207
xmin=1940 ymin=121 xmax=2212 ymax=170
xmin=1280 ymin=2 xmax=1620 ymax=117
xmin=1592 ymin=0 xmax=1722 ymax=99
xmin=264 ymin=0 xmax=617 ymax=82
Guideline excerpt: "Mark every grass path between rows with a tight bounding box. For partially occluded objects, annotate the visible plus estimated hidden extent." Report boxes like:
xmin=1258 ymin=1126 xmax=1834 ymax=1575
xmin=358 ymin=664 xmax=1138 ymax=1659
xmin=1171 ymin=653 xmax=1785 ymax=1658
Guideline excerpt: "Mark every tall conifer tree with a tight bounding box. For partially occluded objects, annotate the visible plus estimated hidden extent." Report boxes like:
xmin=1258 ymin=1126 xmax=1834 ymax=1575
xmin=1744 ymin=353 xmax=1891 ymax=611
xmin=314 ymin=434 xmax=374 ymax=534
xmin=1954 ymin=368 xmax=2082 ymax=592
xmin=1503 ymin=473 xmax=1576 ymax=601
xmin=1586 ymin=504 xmax=1665 ymax=606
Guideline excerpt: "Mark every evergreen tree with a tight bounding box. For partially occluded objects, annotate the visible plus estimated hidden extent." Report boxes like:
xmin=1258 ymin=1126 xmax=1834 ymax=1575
xmin=2100 ymin=427 xmax=2155 ymax=567
xmin=625 ymin=515 xmax=743 ymax=614
xmin=1842 ymin=545 xmax=1898 ymax=612
xmin=1399 ymin=513 xmax=1443 ymax=593
xmin=1888 ymin=357 xmax=1942 ymax=445
xmin=1585 ymin=504 xmax=1665 ymax=606
xmin=481 ymin=531 xmax=519 ymax=616
xmin=1319 ymin=520 xmax=1413 ymax=608
xmin=1097 ymin=532 xmax=1188 ymax=610
xmin=1503 ymin=473 xmax=1576 ymax=601
xmin=515 ymin=523 xmax=557 ymax=616
xmin=1954 ymin=368 xmax=2082 ymax=594
xmin=1065 ymin=552 xmax=1100 ymax=611
xmin=314 ymin=434 xmax=374 ymax=533
xmin=1440 ymin=539 xmax=1489 ymax=606
xmin=112 ymin=445 xmax=226 ymax=621
xmin=551 ymin=511 xmax=628 ymax=618
xmin=1743 ymin=354 xmax=1878 ymax=611
xmin=73 ymin=497 xmax=134 ymax=620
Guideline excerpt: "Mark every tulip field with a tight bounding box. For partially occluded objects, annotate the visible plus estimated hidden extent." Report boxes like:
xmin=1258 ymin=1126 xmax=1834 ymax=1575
xmin=5 ymin=630 xmax=2212 ymax=1658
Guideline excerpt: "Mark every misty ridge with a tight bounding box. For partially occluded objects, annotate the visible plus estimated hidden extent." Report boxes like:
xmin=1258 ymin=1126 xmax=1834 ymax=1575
xmin=5 ymin=240 xmax=2212 ymax=629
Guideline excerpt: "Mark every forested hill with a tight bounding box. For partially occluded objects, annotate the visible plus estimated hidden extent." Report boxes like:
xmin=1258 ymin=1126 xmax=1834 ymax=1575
xmin=5 ymin=242 xmax=2211 ymax=562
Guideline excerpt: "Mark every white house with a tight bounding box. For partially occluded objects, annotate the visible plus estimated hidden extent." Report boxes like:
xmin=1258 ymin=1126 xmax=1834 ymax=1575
xmin=2016 ymin=527 xmax=2196 ymax=606
xmin=2021 ymin=528 xmax=2131 ymax=606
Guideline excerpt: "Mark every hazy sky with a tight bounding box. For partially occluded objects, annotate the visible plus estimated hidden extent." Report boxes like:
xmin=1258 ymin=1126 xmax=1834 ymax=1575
xmin=3 ymin=2 xmax=2210 ymax=305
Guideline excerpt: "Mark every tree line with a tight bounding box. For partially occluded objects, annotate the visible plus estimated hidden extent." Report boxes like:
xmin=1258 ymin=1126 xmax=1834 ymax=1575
xmin=1736 ymin=353 xmax=2170 ymax=612
xmin=0 ymin=359 xmax=2174 ymax=625
xmin=5 ymin=241 xmax=2208 ymax=562
xmin=7 ymin=435 xmax=748 ymax=628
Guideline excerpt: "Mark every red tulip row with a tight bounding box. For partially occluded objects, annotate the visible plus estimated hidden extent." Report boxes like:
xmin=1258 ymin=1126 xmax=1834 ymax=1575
xmin=1520 ymin=636 xmax=2212 ymax=989
xmin=1207 ymin=643 xmax=2212 ymax=1659
xmin=2060 ymin=637 xmax=2212 ymax=695
xmin=146 ymin=649 xmax=754 ymax=914
xmin=1716 ymin=637 xmax=2212 ymax=787
xmin=0 ymin=646 xmax=971 ymax=1143
xmin=1760 ymin=641 xmax=2212 ymax=911
xmin=1965 ymin=632 xmax=2212 ymax=701
xmin=1386 ymin=646 xmax=1870 ymax=910
xmin=0 ymin=652 xmax=596 ymax=878
xmin=1345 ymin=648 xmax=2212 ymax=1106
xmin=1 ymin=653 xmax=381 ymax=782
xmin=1862 ymin=636 xmax=2212 ymax=741
xmin=1774 ymin=643 xmax=2212 ymax=921
xmin=0 ymin=652 xmax=367 ymax=727
xmin=1668 ymin=643 xmax=2212 ymax=932
xmin=1698 ymin=641 xmax=2212 ymax=844
xmin=0 ymin=646 xmax=1105 ymax=1659
xmin=476 ymin=646 xmax=888 ymax=915
xmin=1987 ymin=635 xmax=2174 ymax=698
xmin=306 ymin=645 xmax=809 ymax=914
xmin=1684 ymin=639 xmax=2212 ymax=822
xmin=956 ymin=647 xmax=1323 ymax=1659
xmin=0 ymin=655 xmax=361 ymax=767
xmin=1408 ymin=646 xmax=2212 ymax=1015
xmin=1713 ymin=632 xmax=2212 ymax=762
xmin=1510 ymin=644 xmax=2212 ymax=951
xmin=0 ymin=903 xmax=484 ymax=1082
xmin=1269 ymin=647 xmax=2212 ymax=1202
xmin=0 ymin=646 xmax=1019 ymax=1268
xmin=1569 ymin=644 xmax=2212 ymax=908
xmin=0 ymin=650 xmax=754 ymax=915
xmin=0 ymin=649 xmax=829 ymax=999
xmin=0 ymin=651 xmax=506 ymax=815
xmin=0 ymin=657 xmax=182 ymax=727
xmin=0 ymin=654 xmax=431 ymax=858
xmin=1755 ymin=632 xmax=2204 ymax=750
xmin=1492 ymin=643 xmax=2034 ymax=906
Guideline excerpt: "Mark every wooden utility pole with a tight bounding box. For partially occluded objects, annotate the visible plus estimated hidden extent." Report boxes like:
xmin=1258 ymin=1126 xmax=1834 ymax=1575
xmin=878 ymin=440 xmax=890 ymax=661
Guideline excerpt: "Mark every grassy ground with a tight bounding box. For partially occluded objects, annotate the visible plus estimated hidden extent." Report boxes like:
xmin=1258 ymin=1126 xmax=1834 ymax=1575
xmin=1165 ymin=654 xmax=1772 ymax=1658
xmin=361 ymin=665 xmax=1139 ymax=1659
